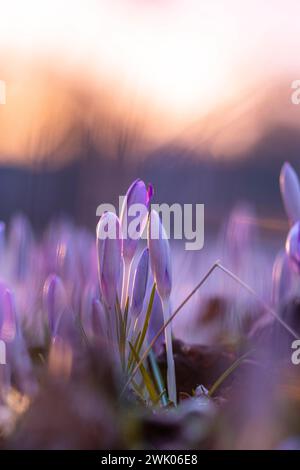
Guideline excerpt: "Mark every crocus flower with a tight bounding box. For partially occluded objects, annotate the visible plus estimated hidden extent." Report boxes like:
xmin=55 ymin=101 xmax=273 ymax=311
xmin=0 ymin=221 xmax=5 ymax=264
xmin=9 ymin=214 xmax=33 ymax=281
xmin=0 ymin=284 xmax=17 ymax=343
xmin=272 ymin=249 xmax=293 ymax=306
xmin=0 ymin=286 xmax=37 ymax=396
xmin=148 ymin=210 xmax=176 ymax=404
xmin=90 ymin=299 xmax=105 ymax=338
xmin=280 ymin=162 xmax=300 ymax=225
xmin=97 ymin=212 xmax=122 ymax=309
xmin=225 ymin=203 xmax=257 ymax=270
xmin=43 ymin=274 xmax=68 ymax=337
xmin=81 ymin=285 xmax=104 ymax=340
xmin=48 ymin=335 xmax=73 ymax=380
xmin=120 ymin=180 xmax=152 ymax=309
xmin=130 ymin=247 xmax=149 ymax=318
xmin=285 ymin=220 xmax=300 ymax=271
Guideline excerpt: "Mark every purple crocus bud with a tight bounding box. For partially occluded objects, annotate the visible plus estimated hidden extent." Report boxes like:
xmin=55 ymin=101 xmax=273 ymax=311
xmin=81 ymin=283 xmax=96 ymax=325
xmin=0 ymin=284 xmax=17 ymax=343
xmin=90 ymin=299 xmax=105 ymax=338
xmin=285 ymin=221 xmax=300 ymax=271
xmin=120 ymin=179 xmax=152 ymax=263
xmin=130 ymin=248 xmax=149 ymax=318
xmin=0 ymin=221 xmax=5 ymax=261
xmin=0 ymin=287 xmax=37 ymax=396
xmin=272 ymin=249 xmax=293 ymax=305
xmin=97 ymin=212 xmax=122 ymax=308
xmin=9 ymin=331 xmax=38 ymax=396
xmin=148 ymin=210 xmax=172 ymax=300
xmin=43 ymin=274 xmax=68 ymax=337
xmin=9 ymin=214 xmax=33 ymax=281
xmin=280 ymin=162 xmax=300 ymax=225
xmin=81 ymin=284 xmax=104 ymax=340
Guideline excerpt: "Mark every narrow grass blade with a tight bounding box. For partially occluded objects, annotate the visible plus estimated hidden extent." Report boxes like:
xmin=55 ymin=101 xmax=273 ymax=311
xmin=127 ymin=331 xmax=141 ymax=373
xmin=128 ymin=341 xmax=159 ymax=405
xmin=208 ymin=350 xmax=254 ymax=397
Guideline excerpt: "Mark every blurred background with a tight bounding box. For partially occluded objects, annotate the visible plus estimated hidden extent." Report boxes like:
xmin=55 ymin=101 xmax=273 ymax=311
xmin=0 ymin=0 xmax=299 ymax=234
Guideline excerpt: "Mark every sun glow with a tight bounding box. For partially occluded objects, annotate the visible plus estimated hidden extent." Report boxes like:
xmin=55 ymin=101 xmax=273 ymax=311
xmin=0 ymin=0 xmax=299 ymax=163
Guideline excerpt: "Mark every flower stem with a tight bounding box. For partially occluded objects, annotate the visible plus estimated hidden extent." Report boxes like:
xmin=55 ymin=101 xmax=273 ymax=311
xmin=148 ymin=348 xmax=168 ymax=406
xmin=162 ymin=298 xmax=177 ymax=405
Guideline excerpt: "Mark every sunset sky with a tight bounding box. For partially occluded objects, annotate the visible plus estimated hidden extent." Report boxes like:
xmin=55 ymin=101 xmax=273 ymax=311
xmin=0 ymin=0 xmax=299 ymax=165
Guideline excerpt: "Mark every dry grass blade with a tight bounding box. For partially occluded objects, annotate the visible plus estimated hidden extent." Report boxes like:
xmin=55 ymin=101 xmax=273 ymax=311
xmin=121 ymin=259 xmax=300 ymax=399
xmin=208 ymin=350 xmax=254 ymax=397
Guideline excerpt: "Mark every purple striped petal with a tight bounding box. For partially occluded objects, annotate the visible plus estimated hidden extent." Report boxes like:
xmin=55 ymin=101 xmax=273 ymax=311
xmin=130 ymin=247 xmax=149 ymax=318
xmin=97 ymin=212 xmax=122 ymax=308
xmin=43 ymin=274 xmax=68 ymax=336
xmin=148 ymin=210 xmax=172 ymax=300
xmin=272 ymin=249 xmax=293 ymax=305
xmin=91 ymin=299 xmax=105 ymax=337
xmin=285 ymin=221 xmax=300 ymax=271
xmin=0 ymin=284 xmax=17 ymax=342
xmin=280 ymin=162 xmax=300 ymax=224
xmin=120 ymin=179 xmax=152 ymax=262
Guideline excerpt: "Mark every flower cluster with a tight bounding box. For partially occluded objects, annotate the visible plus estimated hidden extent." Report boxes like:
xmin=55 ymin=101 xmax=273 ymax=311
xmin=0 ymin=179 xmax=178 ymax=423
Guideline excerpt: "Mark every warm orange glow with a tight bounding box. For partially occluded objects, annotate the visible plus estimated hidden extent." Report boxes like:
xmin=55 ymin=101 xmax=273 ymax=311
xmin=0 ymin=0 xmax=299 ymax=164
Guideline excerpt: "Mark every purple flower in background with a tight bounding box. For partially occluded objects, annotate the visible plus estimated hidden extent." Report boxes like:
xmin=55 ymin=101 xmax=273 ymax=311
xmin=97 ymin=212 xmax=122 ymax=309
xmin=90 ymin=299 xmax=105 ymax=338
xmin=81 ymin=284 xmax=104 ymax=340
xmin=224 ymin=203 xmax=257 ymax=269
xmin=285 ymin=220 xmax=300 ymax=271
xmin=272 ymin=249 xmax=293 ymax=306
xmin=130 ymin=247 xmax=149 ymax=318
xmin=280 ymin=162 xmax=300 ymax=225
xmin=9 ymin=214 xmax=34 ymax=281
xmin=43 ymin=274 xmax=68 ymax=337
xmin=0 ymin=284 xmax=17 ymax=343
xmin=0 ymin=285 xmax=37 ymax=396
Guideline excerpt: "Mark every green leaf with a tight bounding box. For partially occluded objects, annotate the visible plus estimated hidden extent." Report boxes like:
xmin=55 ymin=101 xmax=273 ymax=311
xmin=124 ymin=296 xmax=129 ymax=331
xmin=128 ymin=341 xmax=159 ymax=405
xmin=127 ymin=331 xmax=141 ymax=373
xmin=131 ymin=379 xmax=146 ymax=402
xmin=115 ymin=296 xmax=126 ymax=370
